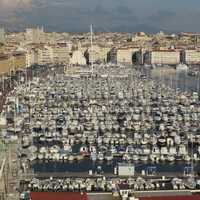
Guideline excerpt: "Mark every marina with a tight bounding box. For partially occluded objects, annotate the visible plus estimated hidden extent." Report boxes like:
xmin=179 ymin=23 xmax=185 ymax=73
xmin=1 ymin=2 xmax=200 ymax=198
xmin=3 ymin=66 xmax=200 ymax=165
xmin=1 ymin=64 xmax=200 ymax=196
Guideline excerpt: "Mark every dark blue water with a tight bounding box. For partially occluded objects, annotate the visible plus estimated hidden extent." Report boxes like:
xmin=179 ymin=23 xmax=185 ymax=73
xmin=32 ymin=158 xmax=200 ymax=174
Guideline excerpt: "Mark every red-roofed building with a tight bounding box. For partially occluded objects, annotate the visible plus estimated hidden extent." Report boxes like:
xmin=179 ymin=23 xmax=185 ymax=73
xmin=30 ymin=192 xmax=88 ymax=200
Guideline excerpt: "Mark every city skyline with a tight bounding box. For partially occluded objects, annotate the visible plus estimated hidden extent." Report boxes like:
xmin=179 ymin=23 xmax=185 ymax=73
xmin=0 ymin=0 xmax=200 ymax=33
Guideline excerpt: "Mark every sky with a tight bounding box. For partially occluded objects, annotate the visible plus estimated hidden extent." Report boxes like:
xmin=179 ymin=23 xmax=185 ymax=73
xmin=0 ymin=0 xmax=200 ymax=33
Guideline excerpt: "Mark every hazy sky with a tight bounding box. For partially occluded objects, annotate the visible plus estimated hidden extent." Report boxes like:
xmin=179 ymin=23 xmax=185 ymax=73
xmin=0 ymin=0 xmax=200 ymax=33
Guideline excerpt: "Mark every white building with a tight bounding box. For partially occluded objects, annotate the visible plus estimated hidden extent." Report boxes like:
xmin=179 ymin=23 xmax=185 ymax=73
xmin=145 ymin=50 xmax=180 ymax=65
xmin=51 ymin=44 xmax=70 ymax=64
xmin=70 ymin=50 xmax=86 ymax=65
xmin=182 ymin=49 xmax=200 ymax=64
xmin=117 ymin=48 xmax=139 ymax=65
xmin=37 ymin=46 xmax=53 ymax=65
xmin=26 ymin=27 xmax=45 ymax=44
xmin=26 ymin=44 xmax=70 ymax=66
xmin=26 ymin=49 xmax=38 ymax=67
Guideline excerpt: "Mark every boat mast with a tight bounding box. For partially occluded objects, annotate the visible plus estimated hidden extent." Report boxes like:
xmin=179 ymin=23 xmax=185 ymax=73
xmin=191 ymin=134 xmax=194 ymax=177
xmin=160 ymin=69 xmax=162 ymax=103
xmin=90 ymin=24 xmax=94 ymax=74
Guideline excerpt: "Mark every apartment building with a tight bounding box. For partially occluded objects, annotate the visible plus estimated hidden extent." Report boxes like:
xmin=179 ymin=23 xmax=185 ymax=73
xmin=182 ymin=49 xmax=200 ymax=64
xmin=26 ymin=49 xmax=38 ymax=67
xmin=116 ymin=48 xmax=139 ymax=65
xmin=37 ymin=46 xmax=53 ymax=65
xmin=51 ymin=44 xmax=70 ymax=64
xmin=145 ymin=50 xmax=180 ymax=65
xmin=26 ymin=27 xmax=45 ymax=44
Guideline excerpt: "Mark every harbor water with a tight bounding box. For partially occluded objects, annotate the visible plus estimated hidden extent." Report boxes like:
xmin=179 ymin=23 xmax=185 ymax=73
xmin=150 ymin=67 xmax=200 ymax=94
xmin=33 ymin=159 xmax=200 ymax=174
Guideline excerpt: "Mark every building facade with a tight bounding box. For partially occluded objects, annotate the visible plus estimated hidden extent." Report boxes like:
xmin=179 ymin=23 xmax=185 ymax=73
xmin=145 ymin=50 xmax=180 ymax=65
xmin=26 ymin=49 xmax=38 ymax=68
xmin=37 ymin=46 xmax=53 ymax=65
xmin=182 ymin=49 xmax=200 ymax=64
xmin=51 ymin=44 xmax=70 ymax=64
xmin=26 ymin=27 xmax=45 ymax=44
xmin=116 ymin=48 xmax=139 ymax=65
